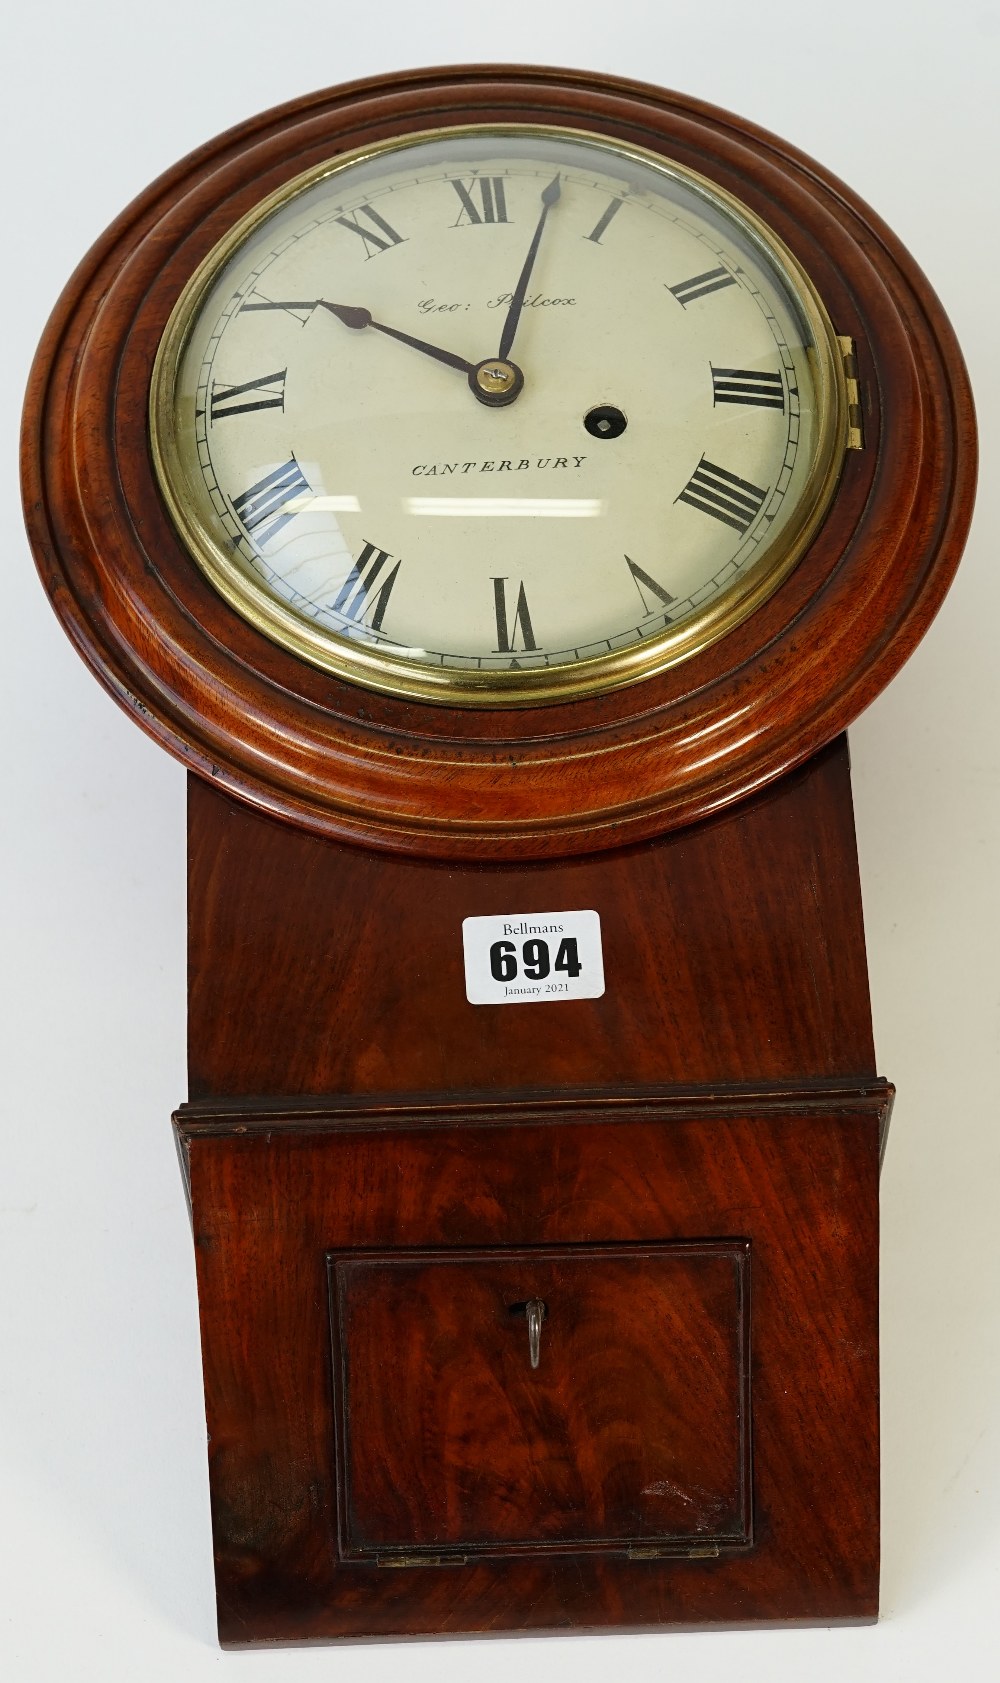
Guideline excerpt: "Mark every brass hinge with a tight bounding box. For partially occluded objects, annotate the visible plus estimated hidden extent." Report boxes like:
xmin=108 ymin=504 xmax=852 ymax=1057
xmin=838 ymin=335 xmax=865 ymax=450
xmin=627 ymin=1542 xmax=721 ymax=1561
xmin=376 ymin=1552 xmax=468 ymax=1568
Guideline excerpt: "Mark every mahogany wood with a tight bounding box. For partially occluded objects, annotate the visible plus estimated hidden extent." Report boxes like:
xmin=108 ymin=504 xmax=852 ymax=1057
xmin=177 ymin=1089 xmax=887 ymax=1645
xmin=22 ymin=65 xmax=976 ymax=859
xmin=177 ymin=736 xmax=889 ymax=1643
xmin=330 ymin=1242 xmax=752 ymax=1559
xmin=19 ymin=65 xmax=942 ymax=1648
xmin=187 ymin=734 xmax=876 ymax=1098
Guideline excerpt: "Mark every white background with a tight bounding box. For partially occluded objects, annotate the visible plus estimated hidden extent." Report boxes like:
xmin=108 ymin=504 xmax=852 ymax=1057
xmin=3 ymin=4 xmax=998 ymax=1678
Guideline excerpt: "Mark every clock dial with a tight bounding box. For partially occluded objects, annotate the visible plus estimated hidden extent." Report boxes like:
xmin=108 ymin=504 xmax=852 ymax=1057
xmin=152 ymin=126 xmax=847 ymax=703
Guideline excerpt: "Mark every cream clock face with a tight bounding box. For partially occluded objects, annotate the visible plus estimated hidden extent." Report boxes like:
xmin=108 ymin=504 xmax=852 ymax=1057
xmin=151 ymin=126 xmax=846 ymax=705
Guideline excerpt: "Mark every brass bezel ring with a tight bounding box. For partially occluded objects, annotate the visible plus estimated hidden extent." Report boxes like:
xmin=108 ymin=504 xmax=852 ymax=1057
xmin=150 ymin=122 xmax=848 ymax=710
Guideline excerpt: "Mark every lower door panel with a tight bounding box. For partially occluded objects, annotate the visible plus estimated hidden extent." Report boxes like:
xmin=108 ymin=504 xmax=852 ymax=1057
xmin=330 ymin=1242 xmax=751 ymax=1561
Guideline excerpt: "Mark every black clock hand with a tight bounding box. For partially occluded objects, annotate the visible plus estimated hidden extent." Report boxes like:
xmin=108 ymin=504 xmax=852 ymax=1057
xmin=497 ymin=174 xmax=561 ymax=363
xmin=242 ymin=297 xmax=476 ymax=375
xmin=320 ymin=302 xmax=476 ymax=375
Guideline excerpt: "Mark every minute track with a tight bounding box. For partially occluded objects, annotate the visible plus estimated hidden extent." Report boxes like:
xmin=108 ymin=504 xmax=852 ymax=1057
xmin=171 ymin=129 xmax=831 ymax=699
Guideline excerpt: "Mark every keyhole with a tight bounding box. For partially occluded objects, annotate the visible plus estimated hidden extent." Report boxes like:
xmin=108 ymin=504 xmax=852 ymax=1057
xmin=508 ymin=1299 xmax=547 ymax=1369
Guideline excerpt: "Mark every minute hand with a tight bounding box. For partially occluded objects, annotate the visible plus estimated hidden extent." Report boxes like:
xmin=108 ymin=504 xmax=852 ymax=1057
xmin=497 ymin=175 xmax=561 ymax=363
xmin=318 ymin=301 xmax=475 ymax=375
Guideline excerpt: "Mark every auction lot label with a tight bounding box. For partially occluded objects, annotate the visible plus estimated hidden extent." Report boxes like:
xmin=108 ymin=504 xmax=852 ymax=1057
xmin=462 ymin=911 xmax=605 ymax=1005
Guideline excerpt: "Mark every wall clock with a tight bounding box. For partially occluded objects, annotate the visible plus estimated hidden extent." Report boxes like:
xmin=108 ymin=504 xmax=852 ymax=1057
xmin=21 ymin=64 xmax=975 ymax=1647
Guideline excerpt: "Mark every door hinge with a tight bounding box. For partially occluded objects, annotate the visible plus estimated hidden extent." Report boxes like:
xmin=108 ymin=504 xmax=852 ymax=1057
xmin=837 ymin=335 xmax=865 ymax=450
xmin=627 ymin=1542 xmax=721 ymax=1561
xmin=375 ymin=1552 xmax=468 ymax=1568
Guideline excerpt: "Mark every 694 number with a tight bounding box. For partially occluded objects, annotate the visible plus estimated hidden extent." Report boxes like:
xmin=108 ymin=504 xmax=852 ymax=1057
xmin=489 ymin=936 xmax=583 ymax=983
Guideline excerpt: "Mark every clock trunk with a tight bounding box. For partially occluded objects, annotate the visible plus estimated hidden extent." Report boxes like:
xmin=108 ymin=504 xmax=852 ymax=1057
xmin=177 ymin=731 xmax=888 ymax=1643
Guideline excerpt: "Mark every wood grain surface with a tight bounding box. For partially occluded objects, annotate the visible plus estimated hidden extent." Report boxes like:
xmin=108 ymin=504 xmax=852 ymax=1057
xmin=331 ymin=1243 xmax=751 ymax=1557
xmin=178 ymin=1090 xmax=886 ymax=1643
xmin=175 ymin=737 xmax=888 ymax=1642
xmin=187 ymin=735 xmax=875 ymax=1098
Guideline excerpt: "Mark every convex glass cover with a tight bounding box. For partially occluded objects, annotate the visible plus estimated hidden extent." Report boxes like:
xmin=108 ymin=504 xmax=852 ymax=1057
xmin=151 ymin=126 xmax=847 ymax=704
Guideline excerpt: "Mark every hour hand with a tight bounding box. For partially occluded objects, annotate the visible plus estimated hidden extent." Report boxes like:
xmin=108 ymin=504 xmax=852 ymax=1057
xmin=318 ymin=301 xmax=476 ymax=376
xmin=325 ymin=303 xmax=525 ymax=408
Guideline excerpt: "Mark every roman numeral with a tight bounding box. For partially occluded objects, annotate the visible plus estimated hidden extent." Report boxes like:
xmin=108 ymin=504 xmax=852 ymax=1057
xmin=209 ymin=369 xmax=286 ymax=422
xmin=332 ymin=541 xmax=401 ymax=633
xmin=334 ymin=204 xmax=405 ymax=258
xmin=231 ymin=457 xmax=310 ymax=544
xmin=626 ymin=556 xmax=675 ymax=614
xmin=677 ymin=458 xmax=768 ymax=534
xmin=450 ymin=177 xmax=509 ymax=226
xmin=668 ymin=266 xmax=737 ymax=307
xmin=711 ymin=365 xmax=785 ymax=411
xmin=584 ymin=198 xmax=623 ymax=244
xmin=493 ymin=578 xmax=536 ymax=653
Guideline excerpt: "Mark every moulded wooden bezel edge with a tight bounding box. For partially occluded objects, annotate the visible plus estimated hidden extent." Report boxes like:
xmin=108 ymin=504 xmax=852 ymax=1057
xmin=21 ymin=64 xmax=977 ymax=860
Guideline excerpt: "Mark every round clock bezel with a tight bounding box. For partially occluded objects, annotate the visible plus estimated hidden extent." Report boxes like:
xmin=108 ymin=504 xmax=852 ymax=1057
xmin=149 ymin=122 xmax=849 ymax=708
xmin=22 ymin=64 xmax=976 ymax=859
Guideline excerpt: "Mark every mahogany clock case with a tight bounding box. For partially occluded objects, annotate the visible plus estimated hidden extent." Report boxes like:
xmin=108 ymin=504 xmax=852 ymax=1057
xmin=178 ymin=735 xmax=890 ymax=1644
xmin=21 ymin=63 xmax=976 ymax=861
xmin=18 ymin=64 xmax=976 ymax=1651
